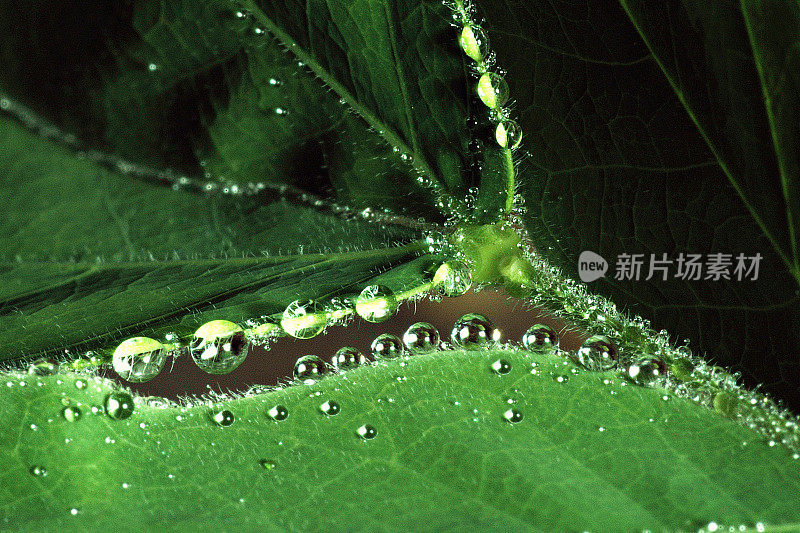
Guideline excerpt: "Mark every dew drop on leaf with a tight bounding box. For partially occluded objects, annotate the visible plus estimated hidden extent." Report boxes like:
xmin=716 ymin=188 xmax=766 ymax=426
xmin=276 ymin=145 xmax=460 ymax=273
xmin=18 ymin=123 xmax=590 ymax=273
xmin=331 ymin=347 xmax=366 ymax=371
xmin=75 ymin=379 xmax=87 ymax=390
xmin=476 ymin=72 xmax=509 ymax=109
xmin=211 ymin=409 xmax=235 ymax=427
xmin=29 ymin=465 xmax=48 ymax=477
xmin=503 ymin=408 xmax=523 ymax=423
xmin=522 ymin=324 xmax=558 ymax=352
xmin=575 ymin=335 xmax=619 ymax=371
xmin=459 ymin=25 xmax=490 ymax=62
xmin=267 ymin=405 xmax=288 ymax=421
xmin=355 ymin=285 xmax=398 ymax=323
xmin=259 ymin=459 xmax=276 ymax=470
xmin=62 ymin=406 xmax=82 ymax=423
xmin=491 ymin=359 xmax=511 ymax=375
xmin=402 ymin=322 xmax=440 ymax=354
xmin=495 ymin=120 xmax=522 ymax=150
xmin=432 ymin=261 xmax=472 ymax=296
xmin=294 ymin=355 xmax=327 ymax=384
xmin=319 ymin=400 xmax=340 ymax=416
xmin=451 ymin=313 xmax=500 ymax=349
xmin=28 ymin=358 xmax=57 ymax=376
xmin=189 ymin=320 xmax=249 ymax=375
xmin=371 ymin=333 xmax=403 ymax=359
xmin=356 ymin=424 xmax=377 ymax=439
xmin=281 ymin=300 xmax=326 ymax=339
xmin=112 ymin=337 xmax=169 ymax=383
xmin=104 ymin=391 xmax=134 ymax=420
xmin=626 ymin=356 xmax=667 ymax=385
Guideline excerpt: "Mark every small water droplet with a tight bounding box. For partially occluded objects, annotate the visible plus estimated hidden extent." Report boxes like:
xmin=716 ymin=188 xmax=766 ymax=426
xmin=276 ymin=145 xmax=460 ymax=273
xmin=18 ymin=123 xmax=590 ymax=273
xmin=575 ymin=335 xmax=619 ymax=371
xmin=29 ymin=465 xmax=48 ymax=477
xmin=402 ymin=322 xmax=440 ymax=354
xmin=371 ymin=333 xmax=403 ymax=359
xmin=451 ymin=313 xmax=500 ymax=349
xmin=355 ymin=285 xmax=398 ymax=323
xmin=259 ymin=459 xmax=276 ymax=470
xmin=491 ymin=359 xmax=511 ymax=375
xmin=553 ymin=374 xmax=569 ymax=383
xmin=294 ymin=355 xmax=327 ymax=383
xmin=62 ymin=406 xmax=82 ymax=422
xmin=281 ymin=300 xmax=326 ymax=339
xmin=503 ymin=408 xmax=523 ymax=423
xmin=267 ymin=405 xmax=288 ymax=421
xmin=105 ymin=391 xmax=134 ymax=420
xmin=332 ymin=347 xmax=366 ymax=370
xmin=319 ymin=400 xmax=340 ymax=416
xmin=70 ymin=508 xmax=79 ymax=516
xmin=356 ymin=424 xmax=377 ymax=439
xmin=211 ymin=409 xmax=235 ymax=427
xmin=113 ymin=337 xmax=170 ymax=382
xmin=75 ymin=380 xmax=87 ymax=390
xmin=626 ymin=356 xmax=667 ymax=385
xmin=522 ymin=324 xmax=558 ymax=351
xmin=189 ymin=321 xmax=249 ymax=375
xmin=28 ymin=358 xmax=57 ymax=376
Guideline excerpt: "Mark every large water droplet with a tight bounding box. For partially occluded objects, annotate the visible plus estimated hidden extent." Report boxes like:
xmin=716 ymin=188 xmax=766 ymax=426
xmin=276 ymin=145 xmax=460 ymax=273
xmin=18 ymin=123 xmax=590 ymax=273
xmin=211 ymin=409 xmax=235 ymax=427
xmin=189 ymin=320 xmax=249 ymax=375
xmin=626 ymin=356 xmax=667 ymax=385
xmin=371 ymin=333 xmax=403 ymax=359
xmin=356 ymin=424 xmax=377 ymax=439
xmin=476 ymin=73 xmax=509 ymax=108
xmin=319 ymin=400 xmax=340 ymax=416
xmin=522 ymin=324 xmax=558 ymax=352
xmin=403 ymin=322 xmax=440 ymax=354
xmin=459 ymin=25 xmax=490 ymax=62
xmin=503 ymin=408 xmax=523 ymax=423
xmin=28 ymin=358 xmax=57 ymax=376
xmin=281 ymin=300 xmax=326 ymax=339
xmin=495 ymin=120 xmax=522 ymax=150
xmin=105 ymin=391 xmax=134 ymax=420
xmin=294 ymin=355 xmax=327 ymax=383
xmin=332 ymin=347 xmax=366 ymax=371
xmin=62 ymin=406 xmax=82 ymax=422
xmin=451 ymin=313 xmax=500 ymax=349
xmin=432 ymin=261 xmax=472 ymax=296
xmin=267 ymin=405 xmax=288 ymax=421
xmin=29 ymin=465 xmax=48 ymax=477
xmin=355 ymin=285 xmax=398 ymax=323
xmin=113 ymin=337 xmax=169 ymax=382
xmin=575 ymin=335 xmax=619 ymax=371
xmin=491 ymin=359 xmax=511 ymax=375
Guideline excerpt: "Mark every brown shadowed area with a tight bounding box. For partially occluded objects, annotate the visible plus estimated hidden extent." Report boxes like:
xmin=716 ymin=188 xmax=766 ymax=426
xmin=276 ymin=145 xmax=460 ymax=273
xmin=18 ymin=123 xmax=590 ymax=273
xmin=114 ymin=288 xmax=588 ymax=400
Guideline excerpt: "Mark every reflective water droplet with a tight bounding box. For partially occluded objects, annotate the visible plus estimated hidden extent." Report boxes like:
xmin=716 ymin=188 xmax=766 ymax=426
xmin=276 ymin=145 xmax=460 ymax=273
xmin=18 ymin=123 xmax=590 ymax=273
xmin=75 ymin=380 xmax=87 ymax=390
xmin=459 ymin=25 xmax=490 ymax=62
xmin=259 ymin=459 xmax=276 ymax=470
xmin=476 ymin=72 xmax=509 ymax=108
xmin=491 ymin=359 xmax=511 ymax=375
xmin=281 ymin=300 xmax=326 ymax=339
xmin=495 ymin=120 xmax=522 ymax=150
xmin=553 ymin=374 xmax=569 ymax=383
xmin=267 ymin=405 xmax=288 ymax=421
xmin=355 ymin=285 xmax=398 ymax=323
xmin=403 ymin=322 xmax=440 ymax=354
xmin=433 ymin=261 xmax=472 ymax=296
xmin=356 ymin=424 xmax=377 ymax=439
xmin=189 ymin=320 xmax=249 ymax=375
xmin=62 ymin=406 xmax=82 ymax=423
xmin=713 ymin=391 xmax=739 ymax=418
xmin=332 ymin=347 xmax=366 ymax=371
xmin=28 ymin=358 xmax=57 ymax=376
xmin=211 ymin=409 xmax=235 ymax=427
xmin=294 ymin=355 xmax=327 ymax=383
xmin=626 ymin=357 xmax=667 ymax=385
xmin=29 ymin=465 xmax=48 ymax=477
xmin=105 ymin=391 xmax=134 ymax=420
xmin=451 ymin=313 xmax=500 ymax=349
xmin=319 ymin=400 xmax=340 ymax=416
xmin=371 ymin=333 xmax=403 ymax=359
xmin=113 ymin=337 xmax=169 ymax=383
xmin=522 ymin=324 xmax=558 ymax=352
xmin=503 ymin=408 xmax=523 ymax=423
xmin=575 ymin=335 xmax=619 ymax=371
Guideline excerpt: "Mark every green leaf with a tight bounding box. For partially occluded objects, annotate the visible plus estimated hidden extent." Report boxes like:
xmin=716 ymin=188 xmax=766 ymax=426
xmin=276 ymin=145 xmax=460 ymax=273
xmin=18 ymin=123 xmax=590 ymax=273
xmin=3 ymin=348 xmax=799 ymax=530
xmin=480 ymin=0 xmax=800 ymax=408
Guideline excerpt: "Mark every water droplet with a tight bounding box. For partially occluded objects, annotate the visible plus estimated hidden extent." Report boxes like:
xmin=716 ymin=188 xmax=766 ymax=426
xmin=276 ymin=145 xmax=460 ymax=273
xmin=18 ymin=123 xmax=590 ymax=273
xmin=211 ymin=409 xmax=235 ymax=427
xmin=476 ymin=72 xmax=509 ymax=109
xmin=319 ymin=400 xmax=340 ymax=416
xmin=450 ymin=313 xmax=500 ymax=349
xmin=105 ymin=391 xmax=134 ymax=420
xmin=294 ymin=355 xmax=327 ymax=383
xmin=267 ymin=405 xmax=288 ymax=421
xmin=355 ymin=285 xmax=398 ymax=323
xmin=491 ymin=359 xmax=511 ymax=375
xmin=626 ymin=356 xmax=667 ymax=385
xmin=75 ymin=380 xmax=87 ymax=390
xmin=402 ymin=322 xmax=440 ymax=354
xmin=70 ymin=508 xmax=79 ymax=516
xmin=62 ymin=406 xmax=82 ymax=422
xmin=522 ymin=324 xmax=558 ymax=351
xmin=495 ymin=120 xmax=522 ymax=150
xmin=259 ymin=459 xmax=276 ymax=470
xmin=281 ymin=300 xmax=326 ymax=339
xmin=432 ymin=261 xmax=472 ymax=296
xmin=113 ymin=337 xmax=170 ymax=383
xmin=503 ymin=408 xmax=523 ymax=423
xmin=575 ymin=335 xmax=619 ymax=371
xmin=147 ymin=63 xmax=158 ymax=72
xmin=28 ymin=358 xmax=57 ymax=376
xmin=553 ymin=374 xmax=569 ymax=383
xmin=713 ymin=391 xmax=739 ymax=418
xmin=29 ymin=465 xmax=48 ymax=477
xmin=331 ymin=347 xmax=366 ymax=370
xmin=459 ymin=25 xmax=490 ymax=62
xmin=189 ymin=320 xmax=249 ymax=375
xmin=356 ymin=424 xmax=377 ymax=439
xmin=371 ymin=333 xmax=403 ymax=359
